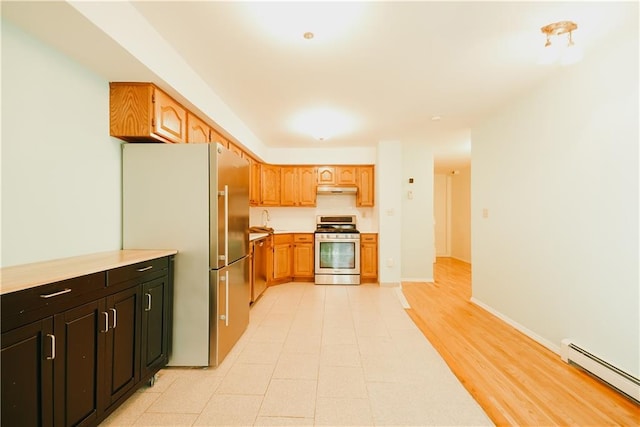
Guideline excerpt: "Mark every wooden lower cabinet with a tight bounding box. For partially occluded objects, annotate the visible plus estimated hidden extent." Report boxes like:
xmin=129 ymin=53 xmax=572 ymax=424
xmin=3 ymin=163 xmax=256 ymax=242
xmin=141 ymin=276 xmax=171 ymax=379
xmin=272 ymin=234 xmax=292 ymax=282
xmin=360 ymin=233 xmax=378 ymax=282
xmin=0 ymin=255 xmax=174 ymax=427
xmin=104 ymin=287 xmax=141 ymax=411
xmin=293 ymin=234 xmax=314 ymax=281
xmin=54 ymin=299 xmax=106 ymax=427
xmin=1 ymin=318 xmax=54 ymax=427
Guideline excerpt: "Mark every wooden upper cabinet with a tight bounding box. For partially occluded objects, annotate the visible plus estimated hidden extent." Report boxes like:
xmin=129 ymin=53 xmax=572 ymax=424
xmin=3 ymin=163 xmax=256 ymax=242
xmin=317 ymin=166 xmax=336 ymax=185
xmin=228 ymin=141 xmax=244 ymax=158
xmin=336 ymin=166 xmax=357 ymax=185
xmin=317 ymin=166 xmax=357 ymax=186
xmin=249 ymin=157 xmax=261 ymax=207
xmin=153 ymin=88 xmax=186 ymax=143
xmin=210 ymin=129 xmax=228 ymax=148
xmin=260 ymin=164 xmax=281 ymax=206
xmin=297 ymin=167 xmax=317 ymax=206
xmin=280 ymin=166 xmax=316 ymax=207
xmin=356 ymin=166 xmax=375 ymax=207
xmin=110 ymin=83 xmax=186 ymax=143
xmin=280 ymin=167 xmax=296 ymax=206
xmin=186 ymin=112 xmax=210 ymax=143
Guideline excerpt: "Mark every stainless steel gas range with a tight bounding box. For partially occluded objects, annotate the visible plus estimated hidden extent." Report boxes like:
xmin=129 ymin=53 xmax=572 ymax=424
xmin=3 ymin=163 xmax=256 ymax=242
xmin=314 ymin=215 xmax=360 ymax=285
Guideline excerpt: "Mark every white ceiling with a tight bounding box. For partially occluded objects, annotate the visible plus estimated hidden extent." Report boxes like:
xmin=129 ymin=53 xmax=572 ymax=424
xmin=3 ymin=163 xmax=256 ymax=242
xmin=2 ymin=1 xmax=637 ymax=171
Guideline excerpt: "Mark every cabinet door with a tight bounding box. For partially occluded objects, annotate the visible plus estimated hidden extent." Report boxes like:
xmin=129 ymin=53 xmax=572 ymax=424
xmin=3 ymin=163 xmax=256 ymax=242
xmin=141 ymin=276 xmax=169 ymax=378
xmin=293 ymin=244 xmax=314 ymax=278
xmin=280 ymin=166 xmax=296 ymax=206
xmin=273 ymin=234 xmax=293 ymax=280
xmin=249 ymin=157 xmax=261 ymax=207
xmin=356 ymin=166 xmax=375 ymax=207
xmin=273 ymin=244 xmax=292 ymax=280
xmin=104 ymin=287 xmax=141 ymax=410
xmin=53 ymin=299 xmax=106 ymax=427
xmin=186 ymin=112 xmax=210 ymax=143
xmin=228 ymin=141 xmax=244 ymax=158
xmin=336 ymin=166 xmax=357 ymax=185
xmin=152 ymin=88 xmax=186 ymax=143
xmin=360 ymin=234 xmax=378 ymax=281
xmin=1 ymin=318 xmax=54 ymax=427
xmin=260 ymin=165 xmax=281 ymax=206
xmin=210 ymin=129 xmax=229 ymax=148
xmin=297 ymin=167 xmax=317 ymax=206
xmin=317 ymin=166 xmax=336 ymax=185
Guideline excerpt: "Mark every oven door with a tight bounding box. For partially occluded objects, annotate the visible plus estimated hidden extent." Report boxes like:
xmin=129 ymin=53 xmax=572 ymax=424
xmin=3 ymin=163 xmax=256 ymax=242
xmin=314 ymin=235 xmax=360 ymax=275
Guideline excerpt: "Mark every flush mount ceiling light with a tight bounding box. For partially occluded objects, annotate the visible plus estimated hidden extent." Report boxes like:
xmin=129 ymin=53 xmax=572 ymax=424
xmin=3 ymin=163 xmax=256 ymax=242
xmin=289 ymin=108 xmax=358 ymax=141
xmin=244 ymin=3 xmax=365 ymax=44
xmin=541 ymin=21 xmax=578 ymax=48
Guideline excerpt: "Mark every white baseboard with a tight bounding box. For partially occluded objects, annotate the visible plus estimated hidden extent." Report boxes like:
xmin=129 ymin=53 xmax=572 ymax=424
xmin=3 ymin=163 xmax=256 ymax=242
xmin=379 ymin=282 xmax=400 ymax=288
xmin=401 ymin=277 xmax=434 ymax=283
xmin=395 ymin=286 xmax=410 ymax=309
xmin=470 ymin=297 xmax=560 ymax=355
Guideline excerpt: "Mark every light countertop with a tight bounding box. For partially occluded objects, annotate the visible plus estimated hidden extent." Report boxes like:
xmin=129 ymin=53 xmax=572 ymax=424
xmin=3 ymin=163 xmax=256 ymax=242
xmin=0 ymin=249 xmax=177 ymax=295
xmin=250 ymin=233 xmax=270 ymax=241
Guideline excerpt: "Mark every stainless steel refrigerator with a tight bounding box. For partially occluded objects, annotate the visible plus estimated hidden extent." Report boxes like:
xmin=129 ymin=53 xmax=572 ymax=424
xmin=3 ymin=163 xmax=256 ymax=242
xmin=122 ymin=143 xmax=250 ymax=367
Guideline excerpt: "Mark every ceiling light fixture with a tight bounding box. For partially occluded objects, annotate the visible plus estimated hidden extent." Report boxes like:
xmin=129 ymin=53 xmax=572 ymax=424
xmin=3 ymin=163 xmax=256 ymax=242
xmin=303 ymin=32 xmax=314 ymax=40
xmin=289 ymin=107 xmax=357 ymax=142
xmin=538 ymin=20 xmax=582 ymax=65
xmin=541 ymin=21 xmax=577 ymax=48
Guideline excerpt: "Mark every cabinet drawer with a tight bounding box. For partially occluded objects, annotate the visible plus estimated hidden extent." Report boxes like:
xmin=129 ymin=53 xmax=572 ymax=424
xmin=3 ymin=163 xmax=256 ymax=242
xmin=360 ymin=234 xmax=377 ymax=243
xmin=293 ymin=234 xmax=314 ymax=243
xmin=273 ymin=234 xmax=293 ymax=245
xmin=107 ymin=257 xmax=168 ymax=286
xmin=1 ymin=272 xmax=105 ymax=332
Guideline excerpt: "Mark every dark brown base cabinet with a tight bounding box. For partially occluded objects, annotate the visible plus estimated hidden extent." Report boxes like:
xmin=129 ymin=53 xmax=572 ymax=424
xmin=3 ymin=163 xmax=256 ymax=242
xmin=0 ymin=255 xmax=174 ymax=427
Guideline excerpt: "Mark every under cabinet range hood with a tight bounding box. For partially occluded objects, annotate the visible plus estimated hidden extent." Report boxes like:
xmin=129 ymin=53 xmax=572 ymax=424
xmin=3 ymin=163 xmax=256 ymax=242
xmin=317 ymin=185 xmax=358 ymax=195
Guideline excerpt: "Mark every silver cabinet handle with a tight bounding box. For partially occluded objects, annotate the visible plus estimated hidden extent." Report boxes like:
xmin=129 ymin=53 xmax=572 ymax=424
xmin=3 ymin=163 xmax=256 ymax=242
xmin=145 ymin=293 xmax=152 ymax=312
xmin=136 ymin=266 xmax=153 ymax=272
xmin=46 ymin=334 xmax=56 ymax=360
xmin=40 ymin=288 xmax=71 ymax=299
xmin=110 ymin=308 xmax=117 ymax=329
xmin=101 ymin=312 xmax=109 ymax=333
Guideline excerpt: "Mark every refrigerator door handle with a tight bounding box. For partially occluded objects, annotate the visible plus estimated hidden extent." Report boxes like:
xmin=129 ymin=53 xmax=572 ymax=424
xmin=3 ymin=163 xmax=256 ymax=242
xmin=224 ymin=184 xmax=229 ymax=266
xmin=220 ymin=271 xmax=229 ymax=326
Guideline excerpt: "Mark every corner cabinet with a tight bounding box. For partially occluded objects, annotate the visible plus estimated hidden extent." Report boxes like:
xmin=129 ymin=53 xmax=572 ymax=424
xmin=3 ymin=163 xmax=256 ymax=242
xmin=110 ymin=83 xmax=186 ymax=144
xmin=0 ymin=252 xmax=174 ymax=427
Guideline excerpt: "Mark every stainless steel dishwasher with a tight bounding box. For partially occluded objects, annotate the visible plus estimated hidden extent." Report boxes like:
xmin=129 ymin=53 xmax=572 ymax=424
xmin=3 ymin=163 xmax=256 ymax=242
xmin=251 ymin=238 xmax=268 ymax=303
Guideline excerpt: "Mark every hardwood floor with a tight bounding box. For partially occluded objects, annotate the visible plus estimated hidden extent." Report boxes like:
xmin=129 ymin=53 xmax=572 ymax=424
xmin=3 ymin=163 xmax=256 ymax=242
xmin=401 ymin=257 xmax=639 ymax=426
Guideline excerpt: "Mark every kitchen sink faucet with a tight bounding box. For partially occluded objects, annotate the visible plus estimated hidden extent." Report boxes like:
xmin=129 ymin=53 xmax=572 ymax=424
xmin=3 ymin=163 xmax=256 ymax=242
xmin=261 ymin=209 xmax=270 ymax=227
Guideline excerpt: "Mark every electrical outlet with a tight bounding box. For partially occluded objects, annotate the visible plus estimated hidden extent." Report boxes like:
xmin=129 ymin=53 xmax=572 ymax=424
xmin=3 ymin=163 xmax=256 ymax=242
xmin=386 ymin=258 xmax=394 ymax=267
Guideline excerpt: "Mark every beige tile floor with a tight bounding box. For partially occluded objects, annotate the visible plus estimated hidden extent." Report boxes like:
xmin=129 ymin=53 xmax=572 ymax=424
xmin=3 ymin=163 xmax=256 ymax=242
xmin=101 ymin=283 xmax=493 ymax=426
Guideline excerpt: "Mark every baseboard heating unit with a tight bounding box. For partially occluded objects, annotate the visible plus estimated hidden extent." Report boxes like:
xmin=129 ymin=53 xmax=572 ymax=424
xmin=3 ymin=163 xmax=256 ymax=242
xmin=560 ymin=339 xmax=640 ymax=403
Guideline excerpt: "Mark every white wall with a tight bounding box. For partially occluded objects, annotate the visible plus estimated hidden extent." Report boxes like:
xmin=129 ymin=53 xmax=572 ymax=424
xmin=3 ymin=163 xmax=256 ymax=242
xmin=401 ymin=143 xmax=435 ymax=282
xmin=434 ymin=174 xmax=450 ymax=257
xmin=250 ymin=196 xmax=377 ymax=233
xmin=471 ymin=24 xmax=638 ymax=377
xmin=451 ymin=166 xmax=471 ymax=263
xmin=1 ymin=20 xmax=122 ymax=267
xmin=377 ymin=141 xmax=403 ymax=286
xmin=265 ymin=147 xmax=376 ymax=165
